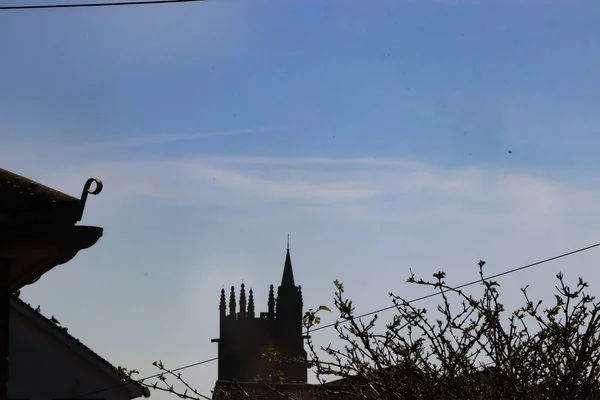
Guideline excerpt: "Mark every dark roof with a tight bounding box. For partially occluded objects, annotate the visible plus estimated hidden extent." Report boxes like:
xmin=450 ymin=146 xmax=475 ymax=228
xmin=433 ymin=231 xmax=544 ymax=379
xmin=0 ymin=168 xmax=104 ymax=292
xmin=212 ymin=380 xmax=351 ymax=400
xmin=0 ymin=168 xmax=82 ymax=228
xmin=11 ymin=295 xmax=150 ymax=398
xmin=281 ymin=249 xmax=295 ymax=287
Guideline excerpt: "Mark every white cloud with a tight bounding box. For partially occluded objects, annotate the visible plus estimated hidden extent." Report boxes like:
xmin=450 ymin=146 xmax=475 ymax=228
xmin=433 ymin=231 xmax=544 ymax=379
xmin=15 ymin=154 xmax=592 ymax=215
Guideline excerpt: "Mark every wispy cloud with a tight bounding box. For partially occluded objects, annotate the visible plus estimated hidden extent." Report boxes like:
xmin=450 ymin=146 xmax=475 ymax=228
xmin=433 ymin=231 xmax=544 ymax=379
xmin=63 ymin=128 xmax=280 ymax=151
xmin=27 ymin=154 xmax=591 ymax=217
xmin=185 ymin=155 xmax=422 ymax=168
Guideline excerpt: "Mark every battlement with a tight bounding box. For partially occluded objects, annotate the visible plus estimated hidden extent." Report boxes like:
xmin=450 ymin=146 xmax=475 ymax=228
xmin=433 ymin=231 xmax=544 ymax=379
xmin=212 ymin=247 xmax=307 ymax=383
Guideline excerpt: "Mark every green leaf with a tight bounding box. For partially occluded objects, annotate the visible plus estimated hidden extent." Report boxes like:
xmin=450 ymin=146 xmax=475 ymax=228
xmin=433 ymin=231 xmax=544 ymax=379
xmin=318 ymin=305 xmax=332 ymax=312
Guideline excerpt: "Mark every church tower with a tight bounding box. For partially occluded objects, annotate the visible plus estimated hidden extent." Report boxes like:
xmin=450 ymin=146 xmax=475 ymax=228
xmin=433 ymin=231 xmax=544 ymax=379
xmin=211 ymin=242 xmax=307 ymax=383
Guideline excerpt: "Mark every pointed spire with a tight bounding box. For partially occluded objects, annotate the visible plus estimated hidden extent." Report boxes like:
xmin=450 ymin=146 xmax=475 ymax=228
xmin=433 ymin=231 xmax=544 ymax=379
xmin=219 ymin=288 xmax=226 ymax=317
xmin=239 ymin=283 xmax=247 ymax=317
xmin=229 ymin=286 xmax=236 ymax=317
xmin=281 ymin=241 xmax=295 ymax=287
xmin=248 ymin=288 xmax=255 ymax=318
xmin=268 ymin=284 xmax=275 ymax=316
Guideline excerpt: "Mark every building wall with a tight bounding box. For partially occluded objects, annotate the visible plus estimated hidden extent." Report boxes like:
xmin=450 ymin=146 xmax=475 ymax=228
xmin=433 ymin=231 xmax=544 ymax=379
xmin=214 ymin=249 xmax=307 ymax=384
xmin=216 ymin=287 xmax=307 ymax=383
xmin=218 ymin=314 xmax=281 ymax=382
xmin=8 ymin=299 xmax=142 ymax=400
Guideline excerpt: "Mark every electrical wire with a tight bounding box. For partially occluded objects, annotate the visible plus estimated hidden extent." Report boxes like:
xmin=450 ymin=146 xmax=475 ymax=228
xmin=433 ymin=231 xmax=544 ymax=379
xmin=312 ymin=240 xmax=600 ymax=332
xmin=74 ymin=240 xmax=600 ymax=398
xmin=74 ymin=357 xmax=218 ymax=398
xmin=0 ymin=0 xmax=206 ymax=11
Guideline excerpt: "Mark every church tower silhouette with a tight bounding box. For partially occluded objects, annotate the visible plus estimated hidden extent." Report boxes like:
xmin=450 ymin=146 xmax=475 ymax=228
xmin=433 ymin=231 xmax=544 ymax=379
xmin=211 ymin=241 xmax=307 ymax=383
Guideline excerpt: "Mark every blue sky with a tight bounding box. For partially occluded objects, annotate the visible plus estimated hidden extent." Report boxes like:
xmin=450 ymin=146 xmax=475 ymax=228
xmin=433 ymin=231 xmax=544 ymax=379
xmin=2 ymin=0 xmax=600 ymax=398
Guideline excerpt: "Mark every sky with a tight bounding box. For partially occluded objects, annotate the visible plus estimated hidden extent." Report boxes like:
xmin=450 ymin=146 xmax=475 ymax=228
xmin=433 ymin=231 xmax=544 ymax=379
xmin=1 ymin=0 xmax=600 ymax=398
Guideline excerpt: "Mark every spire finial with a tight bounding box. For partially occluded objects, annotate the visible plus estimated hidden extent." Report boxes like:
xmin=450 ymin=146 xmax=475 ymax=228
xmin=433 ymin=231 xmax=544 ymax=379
xmin=281 ymin=242 xmax=295 ymax=287
xmin=219 ymin=288 xmax=226 ymax=316
xmin=239 ymin=283 xmax=247 ymax=317
xmin=287 ymin=234 xmax=290 ymax=251
xmin=248 ymin=288 xmax=255 ymax=318
xmin=268 ymin=284 xmax=275 ymax=316
xmin=229 ymin=286 xmax=236 ymax=317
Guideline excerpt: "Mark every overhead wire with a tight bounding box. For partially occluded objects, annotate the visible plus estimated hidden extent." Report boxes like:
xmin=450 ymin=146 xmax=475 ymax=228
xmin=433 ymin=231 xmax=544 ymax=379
xmin=75 ymin=357 xmax=218 ymax=398
xmin=0 ymin=0 xmax=207 ymax=11
xmin=74 ymin=240 xmax=600 ymax=398
xmin=312 ymin=240 xmax=600 ymax=332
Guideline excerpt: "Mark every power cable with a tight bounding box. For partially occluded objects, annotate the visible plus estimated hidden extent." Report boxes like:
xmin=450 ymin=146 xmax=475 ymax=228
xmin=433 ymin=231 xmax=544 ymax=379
xmin=74 ymin=357 xmax=218 ymax=398
xmin=312 ymin=241 xmax=600 ymax=332
xmin=74 ymin=241 xmax=600 ymax=398
xmin=0 ymin=0 xmax=206 ymax=11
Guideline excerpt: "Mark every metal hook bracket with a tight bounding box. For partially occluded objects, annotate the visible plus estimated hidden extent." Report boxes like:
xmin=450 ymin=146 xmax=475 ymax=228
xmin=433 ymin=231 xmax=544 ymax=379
xmin=77 ymin=178 xmax=103 ymax=222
